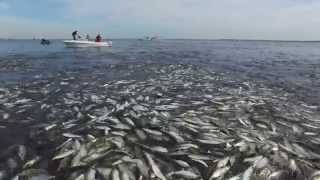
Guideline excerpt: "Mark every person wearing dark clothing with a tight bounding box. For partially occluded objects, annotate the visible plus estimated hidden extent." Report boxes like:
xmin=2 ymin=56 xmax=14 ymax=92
xmin=41 ymin=39 xmax=50 ymax=45
xmin=95 ymin=34 xmax=102 ymax=42
xmin=72 ymin=31 xmax=78 ymax=40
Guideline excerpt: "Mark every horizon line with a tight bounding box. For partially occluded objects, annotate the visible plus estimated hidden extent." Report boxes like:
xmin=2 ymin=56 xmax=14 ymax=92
xmin=1 ymin=37 xmax=320 ymax=42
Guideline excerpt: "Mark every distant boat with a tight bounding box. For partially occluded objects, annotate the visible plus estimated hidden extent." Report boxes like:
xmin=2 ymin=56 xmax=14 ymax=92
xmin=139 ymin=36 xmax=158 ymax=41
xmin=63 ymin=40 xmax=112 ymax=48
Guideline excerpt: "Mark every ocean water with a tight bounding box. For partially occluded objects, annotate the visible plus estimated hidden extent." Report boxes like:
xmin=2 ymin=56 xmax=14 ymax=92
xmin=1 ymin=39 xmax=319 ymax=101
xmin=0 ymin=39 xmax=320 ymax=179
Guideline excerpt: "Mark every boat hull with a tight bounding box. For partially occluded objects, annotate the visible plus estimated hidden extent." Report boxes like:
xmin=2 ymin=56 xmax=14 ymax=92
xmin=63 ymin=40 xmax=112 ymax=48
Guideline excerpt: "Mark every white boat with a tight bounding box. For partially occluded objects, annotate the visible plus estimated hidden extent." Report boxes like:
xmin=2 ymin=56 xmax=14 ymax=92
xmin=63 ymin=40 xmax=112 ymax=48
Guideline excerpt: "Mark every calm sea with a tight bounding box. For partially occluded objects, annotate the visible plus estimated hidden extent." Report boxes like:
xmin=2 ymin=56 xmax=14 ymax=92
xmin=0 ymin=39 xmax=319 ymax=100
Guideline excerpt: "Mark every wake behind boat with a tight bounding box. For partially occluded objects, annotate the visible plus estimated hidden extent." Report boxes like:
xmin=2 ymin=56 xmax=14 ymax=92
xmin=63 ymin=40 xmax=112 ymax=48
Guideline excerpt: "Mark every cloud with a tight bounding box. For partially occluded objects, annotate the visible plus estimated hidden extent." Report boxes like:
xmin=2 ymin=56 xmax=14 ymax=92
xmin=0 ymin=16 xmax=73 ymax=38
xmin=61 ymin=0 xmax=320 ymax=40
xmin=1 ymin=0 xmax=320 ymax=40
xmin=0 ymin=1 xmax=10 ymax=10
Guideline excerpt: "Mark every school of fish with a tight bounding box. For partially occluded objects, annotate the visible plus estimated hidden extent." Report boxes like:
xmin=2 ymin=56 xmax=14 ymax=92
xmin=0 ymin=63 xmax=320 ymax=180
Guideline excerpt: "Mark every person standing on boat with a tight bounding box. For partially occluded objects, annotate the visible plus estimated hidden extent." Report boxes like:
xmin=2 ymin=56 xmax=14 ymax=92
xmin=95 ymin=34 xmax=102 ymax=42
xmin=72 ymin=30 xmax=80 ymax=40
xmin=86 ymin=34 xmax=90 ymax=41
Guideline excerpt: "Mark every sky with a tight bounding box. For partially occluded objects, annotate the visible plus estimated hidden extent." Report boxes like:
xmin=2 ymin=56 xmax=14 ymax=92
xmin=0 ymin=0 xmax=320 ymax=40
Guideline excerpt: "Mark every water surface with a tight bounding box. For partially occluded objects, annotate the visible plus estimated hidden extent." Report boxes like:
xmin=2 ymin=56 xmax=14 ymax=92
xmin=0 ymin=39 xmax=320 ymax=179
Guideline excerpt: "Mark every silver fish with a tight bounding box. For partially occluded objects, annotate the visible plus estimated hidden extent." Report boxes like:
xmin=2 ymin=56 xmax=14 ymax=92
xmin=209 ymin=166 xmax=230 ymax=180
xmin=144 ymin=152 xmax=167 ymax=180
xmin=167 ymin=170 xmax=199 ymax=179
xmin=52 ymin=150 xmax=75 ymax=160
